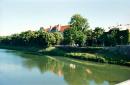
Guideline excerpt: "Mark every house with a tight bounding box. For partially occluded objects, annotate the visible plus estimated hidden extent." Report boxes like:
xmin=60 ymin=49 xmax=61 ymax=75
xmin=45 ymin=24 xmax=70 ymax=32
xmin=108 ymin=24 xmax=130 ymax=30
xmin=104 ymin=28 xmax=130 ymax=45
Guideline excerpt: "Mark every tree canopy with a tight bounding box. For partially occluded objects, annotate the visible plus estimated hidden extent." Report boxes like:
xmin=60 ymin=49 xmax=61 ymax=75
xmin=0 ymin=31 xmax=63 ymax=48
xmin=69 ymin=14 xmax=89 ymax=32
xmin=0 ymin=14 xmax=129 ymax=47
xmin=64 ymin=14 xmax=89 ymax=46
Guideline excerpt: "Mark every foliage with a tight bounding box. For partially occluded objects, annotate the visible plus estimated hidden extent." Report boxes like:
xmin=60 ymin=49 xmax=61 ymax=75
xmin=0 ymin=14 xmax=130 ymax=47
xmin=129 ymin=32 xmax=130 ymax=43
xmin=64 ymin=14 xmax=89 ymax=46
xmin=45 ymin=33 xmax=56 ymax=47
xmin=84 ymin=27 xmax=130 ymax=46
xmin=93 ymin=27 xmax=104 ymax=38
xmin=53 ymin=32 xmax=63 ymax=45
xmin=69 ymin=14 xmax=89 ymax=32
xmin=63 ymin=28 xmax=86 ymax=46
xmin=0 ymin=30 xmax=63 ymax=48
xmin=74 ymin=31 xmax=86 ymax=46
xmin=92 ymin=27 xmax=105 ymax=46
xmin=103 ymin=28 xmax=130 ymax=46
xmin=63 ymin=28 xmax=76 ymax=45
xmin=84 ymin=29 xmax=93 ymax=46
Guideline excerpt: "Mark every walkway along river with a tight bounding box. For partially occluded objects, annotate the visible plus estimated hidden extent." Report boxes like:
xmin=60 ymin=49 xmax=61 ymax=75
xmin=0 ymin=49 xmax=130 ymax=85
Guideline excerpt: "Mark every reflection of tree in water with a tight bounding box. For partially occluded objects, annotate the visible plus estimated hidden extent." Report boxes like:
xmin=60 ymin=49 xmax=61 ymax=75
xmin=21 ymin=54 xmax=64 ymax=75
xmin=18 ymin=52 xmax=130 ymax=85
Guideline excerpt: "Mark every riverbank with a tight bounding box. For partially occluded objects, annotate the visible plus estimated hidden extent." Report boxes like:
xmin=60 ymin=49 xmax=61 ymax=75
xmin=0 ymin=45 xmax=130 ymax=66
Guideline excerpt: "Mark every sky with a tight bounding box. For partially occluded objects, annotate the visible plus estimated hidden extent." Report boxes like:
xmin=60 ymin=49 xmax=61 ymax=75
xmin=0 ymin=0 xmax=130 ymax=36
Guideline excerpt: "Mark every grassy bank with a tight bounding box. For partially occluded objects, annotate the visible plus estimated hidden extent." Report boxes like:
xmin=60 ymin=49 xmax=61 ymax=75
xmin=0 ymin=45 xmax=130 ymax=66
xmin=42 ymin=46 xmax=130 ymax=66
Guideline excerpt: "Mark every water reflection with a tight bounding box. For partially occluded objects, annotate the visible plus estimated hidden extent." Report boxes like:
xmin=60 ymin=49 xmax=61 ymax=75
xmin=0 ymin=49 xmax=130 ymax=85
xmin=17 ymin=52 xmax=130 ymax=85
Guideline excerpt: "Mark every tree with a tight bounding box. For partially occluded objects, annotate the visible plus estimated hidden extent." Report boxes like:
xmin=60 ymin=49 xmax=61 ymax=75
xmin=93 ymin=27 xmax=104 ymax=38
xmin=93 ymin=27 xmax=105 ymax=46
xmin=45 ymin=33 xmax=56 ymax=47
xmin=84 ymin=29 xmax=93 ymax=46
xmin=63 ymin=14 xmax=89 ymax=46
xmin=63 ymin=28 xmax=86 ymax=46
xmin=69 ymin=14 xmax=89 ymax=32
xmin=109 ymin=28 xmax=120 ymax=46
xmin=0 ymin=30 xmax=60 ymax=48
xmin=0 ymin=37 xmax=2 ymax=43
xmin=39 ymin=27 xmax=45 ymax=32
xmin=74 ymin=31 xmax=86 ymax=46
xmin=19 ymin=30 xmax=36 ymax=46
xmin=63 ymin=28 xmax=75 ymax=45
xmin=53 ymin=32 xmax=63 ymax=45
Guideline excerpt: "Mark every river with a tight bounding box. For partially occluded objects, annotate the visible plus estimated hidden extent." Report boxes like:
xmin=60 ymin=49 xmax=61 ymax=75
xmin=0 ymin=49 xmax=130 ymax=85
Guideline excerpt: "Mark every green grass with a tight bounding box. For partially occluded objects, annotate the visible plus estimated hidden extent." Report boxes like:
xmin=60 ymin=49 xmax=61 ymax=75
xmin=65 ymin=52 xmax=106 ymax=63
xmin=39 ymin=46 xmax=130 ymax=66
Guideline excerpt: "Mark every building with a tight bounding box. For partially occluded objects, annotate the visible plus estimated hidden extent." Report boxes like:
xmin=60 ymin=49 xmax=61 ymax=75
xmin=45 ymin=24 xmax=70 ymax=32
xmin=108 ymin=24 xmax=130 ymax=30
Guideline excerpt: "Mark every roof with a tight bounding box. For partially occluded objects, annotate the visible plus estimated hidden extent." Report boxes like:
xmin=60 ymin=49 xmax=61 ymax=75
xmin=60 ymin=25 xmax=70 ymax=32
xmin=44 ymin=25 xmax=70 ymax=32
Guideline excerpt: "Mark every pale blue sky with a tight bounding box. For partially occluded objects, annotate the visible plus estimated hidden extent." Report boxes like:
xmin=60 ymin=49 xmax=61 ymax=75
xmin=0 ymin=0 xmax=130 ymax=36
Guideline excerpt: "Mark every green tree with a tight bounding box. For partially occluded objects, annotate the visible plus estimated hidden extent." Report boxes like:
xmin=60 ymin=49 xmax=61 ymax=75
xmin=74 ymin=31 xmax=86 ymax=46
xmin=93 ymin=27 xmax=104 ymax=38
xmin=19 ymin=30 xmax=36 ymax=46
xmin=93 ymin=27 xmax=105 ymax=46
xmin=63 ymin=28 xmax=76 ymax=45
xmin=84 ymin=29 xmax=93 ymax=46
xmin=109 ymin=28 xmax=120 ymax=46
xmin=45 ymin=33 xmax=56 ymax=47
xmin=39 ymin=27 xmax=45 ymax=32
xmin=53 ymin=32 xmax=63 ymax=45
xmin=64 ymin=14 xmax=90 ymax=46
xmin=64 ymin=29 xmax=86 ymax=46
xmin=69 ymin=14 xmax=89 ymax=32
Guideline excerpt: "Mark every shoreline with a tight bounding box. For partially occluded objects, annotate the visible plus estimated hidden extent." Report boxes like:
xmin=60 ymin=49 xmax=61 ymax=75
xmin=0 ymin=45 xmax=130 ymax=67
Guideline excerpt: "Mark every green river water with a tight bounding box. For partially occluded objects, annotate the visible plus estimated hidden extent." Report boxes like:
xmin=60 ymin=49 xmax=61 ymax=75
xmin=0 ymin=49 xmax=130 ymax=85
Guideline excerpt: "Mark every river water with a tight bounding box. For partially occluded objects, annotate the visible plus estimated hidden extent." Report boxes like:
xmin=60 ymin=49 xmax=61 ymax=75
xmin=0 ymin=49 xmax=130 ymax=85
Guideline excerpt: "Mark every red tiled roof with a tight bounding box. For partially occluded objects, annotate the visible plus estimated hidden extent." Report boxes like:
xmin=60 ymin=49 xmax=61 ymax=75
xmin=60 ymin=25 xmax=70 ymax=32
xmin=44 ymin=25 xmax=70 ymax=32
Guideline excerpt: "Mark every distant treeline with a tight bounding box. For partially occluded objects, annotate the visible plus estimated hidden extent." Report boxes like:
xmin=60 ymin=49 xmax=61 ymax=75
xmin=0 ymin=27 xmax=129 ymax=48
xmin=0 ymin=14 xmax=130 ymax=47
xmin=0 ymin=30 xmax=63 ymax=48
